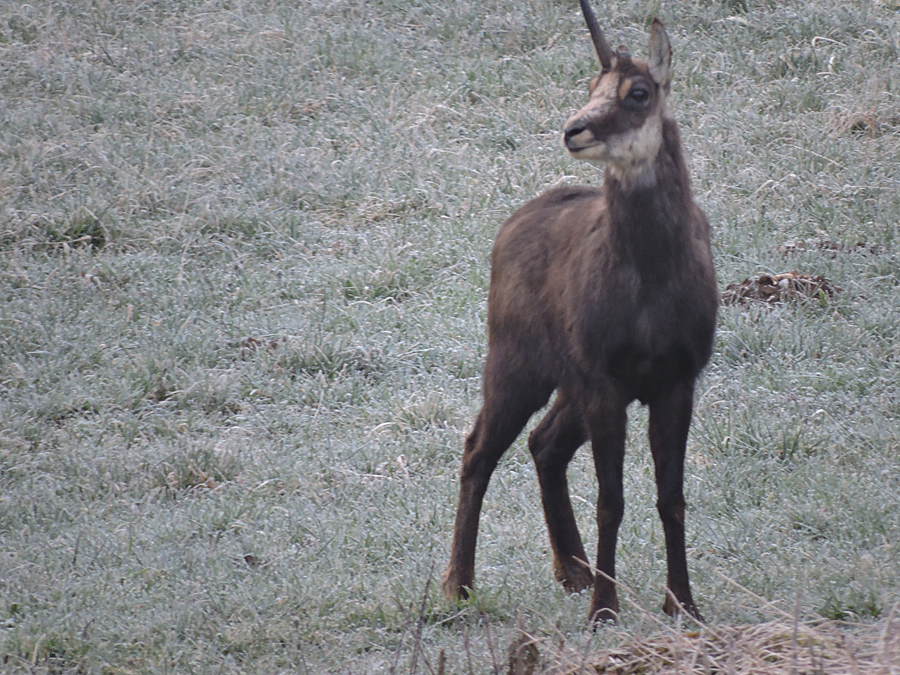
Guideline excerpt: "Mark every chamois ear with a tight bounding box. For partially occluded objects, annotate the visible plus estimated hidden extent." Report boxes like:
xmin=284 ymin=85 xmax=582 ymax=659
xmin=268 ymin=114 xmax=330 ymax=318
xmin=647 ymin=18 xmax=671 ymax=94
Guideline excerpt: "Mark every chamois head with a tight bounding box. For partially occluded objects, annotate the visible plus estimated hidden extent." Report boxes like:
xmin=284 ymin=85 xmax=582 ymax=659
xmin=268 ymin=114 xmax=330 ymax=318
xmin=564 ymin=2 xmax=672 ymax=181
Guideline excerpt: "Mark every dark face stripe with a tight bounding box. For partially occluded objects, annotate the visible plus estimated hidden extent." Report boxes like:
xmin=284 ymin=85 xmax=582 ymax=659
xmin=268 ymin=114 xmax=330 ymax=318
xmin=577 ymin=71 xmax=659 ymax=142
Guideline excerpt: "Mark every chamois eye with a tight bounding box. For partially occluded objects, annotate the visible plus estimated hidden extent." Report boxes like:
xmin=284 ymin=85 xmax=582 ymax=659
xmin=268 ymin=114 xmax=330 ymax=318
xmin=628 ymin=87 xmax=650 ymax=104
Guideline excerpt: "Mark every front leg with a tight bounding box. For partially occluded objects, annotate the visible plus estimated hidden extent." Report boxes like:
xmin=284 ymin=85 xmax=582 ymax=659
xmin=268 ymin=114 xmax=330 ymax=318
xmin=585 ymin=395 xmax=628 ymax=622
xmin=649 ymin=381 xmax=703 ymax=621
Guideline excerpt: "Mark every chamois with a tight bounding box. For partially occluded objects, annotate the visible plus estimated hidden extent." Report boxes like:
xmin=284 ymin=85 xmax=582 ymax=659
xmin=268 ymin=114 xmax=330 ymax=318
xmin=442 ymin=2 xmax=717 ymax=622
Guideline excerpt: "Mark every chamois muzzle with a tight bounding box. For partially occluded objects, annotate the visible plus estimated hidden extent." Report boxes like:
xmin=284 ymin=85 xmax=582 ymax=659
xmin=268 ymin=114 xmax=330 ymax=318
xmin=563 ymin=123 xmax=590 ymax=150
xmin=563 ymin=115 xmax=605 ymax=155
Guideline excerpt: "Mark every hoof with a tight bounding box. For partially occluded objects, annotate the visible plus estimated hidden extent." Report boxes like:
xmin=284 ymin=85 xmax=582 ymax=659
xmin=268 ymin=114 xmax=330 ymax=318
xmin=663 ymin=593 xmax=704 ymax=623
xmin=589 ymin=607 xmax=619 ymax=625
xmin=555 ymin=558 xmax=594 ymax=594
xmin=441 ymin=567 xmax=472 ymax=602
xmin=588 ymin=593 xmax=620 ymax=625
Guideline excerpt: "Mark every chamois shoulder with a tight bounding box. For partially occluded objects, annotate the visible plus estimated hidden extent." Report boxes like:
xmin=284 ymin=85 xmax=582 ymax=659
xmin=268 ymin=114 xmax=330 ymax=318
xmin=517 ymin=185 xmax=603 ymax=214
xmin=493 ymin=186 xmax=607 ymax=269
xmin=499 ymin=186 xmax=604 ymax=236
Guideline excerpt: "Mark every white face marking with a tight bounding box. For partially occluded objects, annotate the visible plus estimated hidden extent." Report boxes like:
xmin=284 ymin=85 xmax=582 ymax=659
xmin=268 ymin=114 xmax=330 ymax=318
xmin=563 ymin=73 xmax=619 ymax=157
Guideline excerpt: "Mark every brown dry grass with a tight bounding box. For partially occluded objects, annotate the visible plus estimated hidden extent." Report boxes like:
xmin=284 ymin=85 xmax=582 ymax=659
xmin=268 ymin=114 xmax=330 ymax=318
xmin=501 ymin=614 xmax=900 ymax=675
xmin=574 ymin=617 xmax=898 ymax=674
xmin=500 ymin=577 xmax=899 ymax=675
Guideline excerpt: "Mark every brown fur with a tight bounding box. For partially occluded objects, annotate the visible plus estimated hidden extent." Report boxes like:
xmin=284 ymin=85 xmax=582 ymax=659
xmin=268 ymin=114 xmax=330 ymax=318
xmin=442 ymin=13 xmax=717 ymax=622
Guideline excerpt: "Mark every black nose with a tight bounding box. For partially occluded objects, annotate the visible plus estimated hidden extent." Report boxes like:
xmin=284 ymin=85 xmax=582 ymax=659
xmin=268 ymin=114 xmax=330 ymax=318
xmin=564 ymin=124 xmax=586 ymax=147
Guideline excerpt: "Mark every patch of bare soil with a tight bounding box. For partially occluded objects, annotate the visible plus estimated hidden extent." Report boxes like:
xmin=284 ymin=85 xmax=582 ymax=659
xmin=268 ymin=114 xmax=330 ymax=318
xmin=721 ymin=271 xmax=838 ymax=306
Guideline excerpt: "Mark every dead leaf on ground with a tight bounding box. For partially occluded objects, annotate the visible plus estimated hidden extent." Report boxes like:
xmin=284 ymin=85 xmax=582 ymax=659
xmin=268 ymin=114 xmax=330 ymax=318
xmin=188 ymin=461 xmax=220 ymax=490
xmin=239 ymin=336 xmax=282 ymax=358
xmin=239 ymin=554 xmax=267 ymax=569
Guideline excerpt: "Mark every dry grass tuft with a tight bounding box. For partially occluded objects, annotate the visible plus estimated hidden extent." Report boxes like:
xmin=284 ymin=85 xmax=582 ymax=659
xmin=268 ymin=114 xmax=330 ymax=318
xmin=538 ymin=615 xmax=900 ymax=674
xmin=518 ymin=575 xmax=900 ymax=674
xmin=584 ymin=619 xmax=897 ymax=674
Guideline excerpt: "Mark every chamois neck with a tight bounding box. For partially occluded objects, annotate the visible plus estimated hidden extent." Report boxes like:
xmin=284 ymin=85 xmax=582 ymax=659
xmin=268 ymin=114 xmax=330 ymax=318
xmin=604 ymin=113 xmax=690 ymax=199
xmin=603 ymin=115 xmax=694 ymax=282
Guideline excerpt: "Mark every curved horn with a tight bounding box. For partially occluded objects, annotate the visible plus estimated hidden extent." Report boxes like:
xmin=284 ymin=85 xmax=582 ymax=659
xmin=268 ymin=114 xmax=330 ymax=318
xmin=579 ymin=0 xmax=613 ymax=72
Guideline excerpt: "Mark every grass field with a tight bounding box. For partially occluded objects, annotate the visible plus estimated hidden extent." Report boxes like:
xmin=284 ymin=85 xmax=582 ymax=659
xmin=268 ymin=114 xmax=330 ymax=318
xmin=1 ymin=0 xmax=899 ymax=672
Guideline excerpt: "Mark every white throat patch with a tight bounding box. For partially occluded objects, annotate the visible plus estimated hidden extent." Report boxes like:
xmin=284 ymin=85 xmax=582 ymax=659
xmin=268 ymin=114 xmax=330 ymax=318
xmin=602 ymin=113 xmax=663 ymax=187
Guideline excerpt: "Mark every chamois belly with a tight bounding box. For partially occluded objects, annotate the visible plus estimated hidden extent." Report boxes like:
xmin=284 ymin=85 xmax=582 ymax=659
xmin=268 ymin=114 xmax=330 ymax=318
xmin=576 ymin=299 xmax=704 ymax=404
xmin=607 ymin=341 xmax=695 ymax=403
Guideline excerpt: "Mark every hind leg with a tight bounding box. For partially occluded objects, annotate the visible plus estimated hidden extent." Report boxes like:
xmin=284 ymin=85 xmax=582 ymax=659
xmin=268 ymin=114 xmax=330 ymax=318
xmin=649 ymin=381 xmax=703 ymax=621
xmin=528 ymin=392 xmax=592 ymax=592
xmin=442 ymin=349 xmax=552 ymax=600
